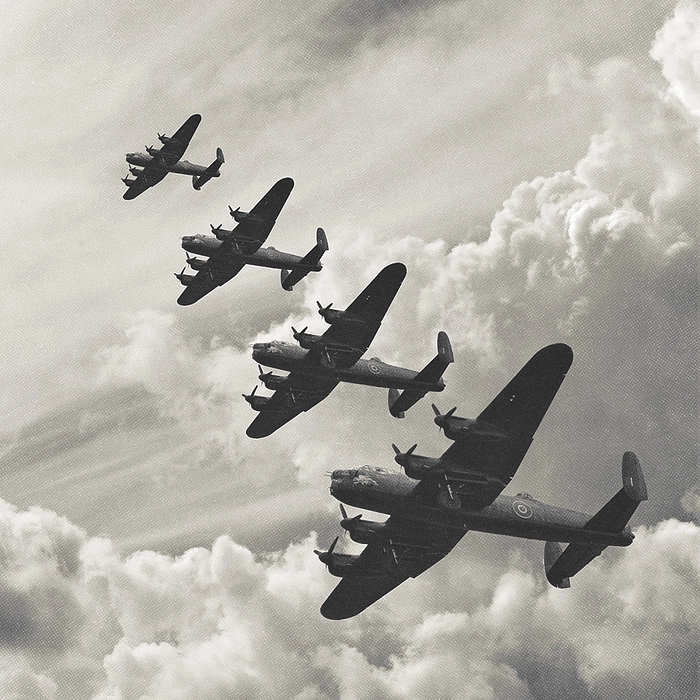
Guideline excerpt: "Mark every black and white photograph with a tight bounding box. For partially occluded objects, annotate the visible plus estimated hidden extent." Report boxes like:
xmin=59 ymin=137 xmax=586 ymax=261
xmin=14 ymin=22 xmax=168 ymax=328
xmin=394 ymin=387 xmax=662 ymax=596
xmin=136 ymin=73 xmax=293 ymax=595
xmin=0 ymin=1 xmax=698 ymax=698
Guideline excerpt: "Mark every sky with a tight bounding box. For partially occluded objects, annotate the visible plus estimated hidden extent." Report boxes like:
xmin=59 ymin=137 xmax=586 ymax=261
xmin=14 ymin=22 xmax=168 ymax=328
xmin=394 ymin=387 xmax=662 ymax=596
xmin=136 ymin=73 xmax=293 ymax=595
xmin=0 ymin=0 xmax=697 ymax=698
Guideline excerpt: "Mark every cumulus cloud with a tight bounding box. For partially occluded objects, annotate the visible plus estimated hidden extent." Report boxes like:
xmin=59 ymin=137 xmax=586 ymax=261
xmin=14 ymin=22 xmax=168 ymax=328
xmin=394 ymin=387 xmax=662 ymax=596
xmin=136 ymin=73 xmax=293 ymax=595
xmin=651 ymin=0 xmax=700 ymax=119
xmin=1 ymin=2 xmax=698 ymax=698
xmin=0 ymin=498 xmax=696 ymax=700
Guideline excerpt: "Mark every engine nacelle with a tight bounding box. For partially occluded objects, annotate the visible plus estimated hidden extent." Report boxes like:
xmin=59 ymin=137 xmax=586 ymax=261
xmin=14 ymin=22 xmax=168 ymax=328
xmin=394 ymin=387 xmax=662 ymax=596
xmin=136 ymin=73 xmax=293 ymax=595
xmin=342 ymin=517 xmax=386 ymax=544
xmin=186 ymin=256 xmax=208 ymax=271
xmin=146 ymin=145 xmax=161 ymax=157
xmin=229 ymin=206 xmax=265 ymax=224
xmin=260 ymin=373 xmax=287 ymax=390
xmin=128 ymin=166 xmax=144 ymax=176
xmin=292 ymin=326 xmax=322 ymax=350
xmin=319 ymin=307 xmax=345 ymax=324
xmin=392 ymin=445 xmax=442 ymax=481
xmin=174 ymin=271 xmax=197 ymax=286
xmin=157 ymin=134 xmax=173 ymax=144
xmin=403 ymin=457 xmax=441 ymax=481
xmin=433 ymin=406 xmax=508 ymax=443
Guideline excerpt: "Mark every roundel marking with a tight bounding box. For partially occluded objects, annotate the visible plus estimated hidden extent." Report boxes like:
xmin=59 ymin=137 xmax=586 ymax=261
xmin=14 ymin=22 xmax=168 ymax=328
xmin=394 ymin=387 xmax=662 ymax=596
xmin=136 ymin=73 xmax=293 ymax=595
xmin=512 ymin=500 xmax=533 ymax=519
xmin=265 ymin=249 xmax=276 ymax=259
xmin=368 ymin=362 xmax=381 ymax=374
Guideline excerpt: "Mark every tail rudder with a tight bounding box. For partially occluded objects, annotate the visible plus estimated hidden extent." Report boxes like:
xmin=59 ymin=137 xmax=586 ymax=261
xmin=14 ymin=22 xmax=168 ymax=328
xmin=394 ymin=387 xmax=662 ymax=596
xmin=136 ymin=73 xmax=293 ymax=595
xmin=544 ymin=541 xmax=571 ymax=588
xmin=388 ymin=388 xmax=405 ymax=418
xmin=585 ymin=451 xmax=647 ymax=533
xmin=280 ymin=269 xmax=292 ymax=292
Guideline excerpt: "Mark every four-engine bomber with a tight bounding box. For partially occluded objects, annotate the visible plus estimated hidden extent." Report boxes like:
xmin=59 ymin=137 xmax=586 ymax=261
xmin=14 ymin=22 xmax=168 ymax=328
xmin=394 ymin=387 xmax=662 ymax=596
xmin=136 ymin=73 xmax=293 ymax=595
xmin=314 ymin=344 xmax=648 ymax=620
xmin=123 ymin=114 xmax=224 ymax=199
xmin=244 ymin=263 xmax=455 ymax=438
xmin=118 ymin=117 xmax=649 ymax=622
xmin=174 ymin=178 xmax=328 ymax=305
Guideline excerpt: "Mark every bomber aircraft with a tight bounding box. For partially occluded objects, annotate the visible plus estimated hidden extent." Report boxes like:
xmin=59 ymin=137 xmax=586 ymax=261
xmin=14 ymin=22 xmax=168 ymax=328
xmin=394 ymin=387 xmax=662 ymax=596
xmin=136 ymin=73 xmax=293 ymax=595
xmin=245 ymin=262 xmax=454 ymax=438
xmin=315 ymin=343 xmax=648 ymax=619
xmin=175 ymin=178 xmax=328 ymax=305
xmin=122 ymin=114 xmax=224 ymax=200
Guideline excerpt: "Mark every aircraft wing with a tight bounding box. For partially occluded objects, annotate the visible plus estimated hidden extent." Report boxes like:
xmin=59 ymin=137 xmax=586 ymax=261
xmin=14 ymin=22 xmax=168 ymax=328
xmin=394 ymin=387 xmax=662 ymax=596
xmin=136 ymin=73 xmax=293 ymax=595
xmin=123 ymin=169 xmax=167 ymax=200
xmin=246 ymin=372 xmax=339 ymax=438
xmin=177 ymin=260 xmax=245 ymax=306
xmin=228 ymin=178 xmax=294 ymax=252
xmin=158 ymin=114 xmax=202 ymax=165
xmin=320 ymin=516 xmax=467 ymax=619
xmin=414 ymin=344 xmax=573 ymax=508
xmin=311 ymin=263 xmax=407 ymax=369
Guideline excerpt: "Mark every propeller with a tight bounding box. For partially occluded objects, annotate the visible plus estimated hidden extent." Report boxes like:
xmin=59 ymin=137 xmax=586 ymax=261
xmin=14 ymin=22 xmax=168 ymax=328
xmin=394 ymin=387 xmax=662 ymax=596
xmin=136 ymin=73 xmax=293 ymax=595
xmin=339 ymin=504 xmax=362 ymax=535
xmin=316 ymin=300 xmax=333 ymax=316
xmin=291 ymin=326 xmax=308 ymax=342
xmin=241 ymin=385 xmax=258 ymax=404
xmin=392 ymin=443 xmax=418 ymax=469
xmin=257 ymin=364 xmax=273 ymax=384
xmin=314 ymin=536 xmax=339 ymax=567
xmin=432 ymin=404 xmax=457 ymax=433
xmin=229 ymin=205 xmax=240 ymax=217
xmin=174 ymin=267 xmax=186 ymax=278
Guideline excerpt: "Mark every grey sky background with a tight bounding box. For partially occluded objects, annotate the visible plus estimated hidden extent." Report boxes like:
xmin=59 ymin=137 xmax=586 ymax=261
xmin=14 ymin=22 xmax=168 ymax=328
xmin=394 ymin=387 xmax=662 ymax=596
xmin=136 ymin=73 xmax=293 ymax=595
xmin=0 ymin=0 xmax=697 ymax=698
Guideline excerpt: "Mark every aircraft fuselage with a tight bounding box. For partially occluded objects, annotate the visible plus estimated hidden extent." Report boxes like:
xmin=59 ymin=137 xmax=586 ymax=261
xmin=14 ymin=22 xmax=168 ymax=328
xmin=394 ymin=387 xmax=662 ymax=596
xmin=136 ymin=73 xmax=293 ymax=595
xmin=253 ymin=341 xmax=446 ymax=391
xmin=126 ymin=153 xmax=217 ymax=176
xmin=181 ymin=235 xmax=322 ymax=272
xmin=329 ymin=465 xmax=633 ymax=548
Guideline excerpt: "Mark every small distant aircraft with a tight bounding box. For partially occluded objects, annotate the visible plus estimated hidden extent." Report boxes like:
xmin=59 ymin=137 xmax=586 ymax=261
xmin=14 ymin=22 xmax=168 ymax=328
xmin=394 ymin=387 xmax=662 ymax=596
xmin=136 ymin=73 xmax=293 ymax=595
xmin=122 ymin=114 xmax=224 ymax=200
xmin=316 ymin=344 xmax=648 ymax=619
xmin=245 ymin=263 xmax=454 ymax=438
xmin=175 ymin=178 xmax=328 ymax=305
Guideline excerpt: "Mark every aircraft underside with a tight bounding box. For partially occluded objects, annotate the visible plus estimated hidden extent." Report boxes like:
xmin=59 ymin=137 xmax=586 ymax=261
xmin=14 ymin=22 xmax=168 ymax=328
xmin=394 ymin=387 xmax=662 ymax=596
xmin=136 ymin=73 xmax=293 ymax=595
xmin=330 ymin=472 xmax=634 ymax=548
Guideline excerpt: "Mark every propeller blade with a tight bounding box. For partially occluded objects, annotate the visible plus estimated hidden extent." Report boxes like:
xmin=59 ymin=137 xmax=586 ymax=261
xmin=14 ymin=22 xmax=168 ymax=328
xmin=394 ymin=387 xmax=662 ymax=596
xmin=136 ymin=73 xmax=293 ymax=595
xmin=391 ymin=444 xmax=401 ymax=455
xmin=328 ymin=536 xmax=339 ymax=554
xmin=339 ymin=503 xmax=348 ymax=519
xmin=407 ymin=444 xmax=417 ymax=456
xmin=431 ymin=404 xmax=441 ymax=416
xmin=446 ymin=407 xmax=458 ymax=418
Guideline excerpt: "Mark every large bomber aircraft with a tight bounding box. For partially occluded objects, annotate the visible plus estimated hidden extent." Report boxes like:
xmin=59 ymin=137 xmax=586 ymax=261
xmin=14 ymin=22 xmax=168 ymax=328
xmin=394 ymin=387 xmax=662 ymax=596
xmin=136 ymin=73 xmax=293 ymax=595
xmin=315 ymin=344 xmax=648 ymax=619
xmin=123 ymin=114 xmax=224 ymax=200
xmin=245 ymin=263 xmax=454 ymax=438
xmin=175 ymin=178 xmax=328 ymax=305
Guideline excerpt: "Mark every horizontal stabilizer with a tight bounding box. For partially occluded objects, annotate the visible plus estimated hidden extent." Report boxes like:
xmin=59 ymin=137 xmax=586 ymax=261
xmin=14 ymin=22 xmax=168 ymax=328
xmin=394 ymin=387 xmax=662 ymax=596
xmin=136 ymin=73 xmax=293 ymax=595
xmin=544 ymin=452 xmax=647 ymax=588
xmin=192 ymin=147 xmax=225 ymax=190
xmin=280 ymin=228 xmax=329 ymax=291
xmin=388 ymin=332 xmax=453 ymax=417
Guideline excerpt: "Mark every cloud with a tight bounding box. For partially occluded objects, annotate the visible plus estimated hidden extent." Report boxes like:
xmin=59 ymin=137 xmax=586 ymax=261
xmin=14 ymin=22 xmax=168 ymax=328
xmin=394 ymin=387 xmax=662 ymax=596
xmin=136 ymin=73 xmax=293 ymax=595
xmin=0 ymin=498 xmax=696 ymax=699
xmin=651 ymin=0 xmax=700 ymax=119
